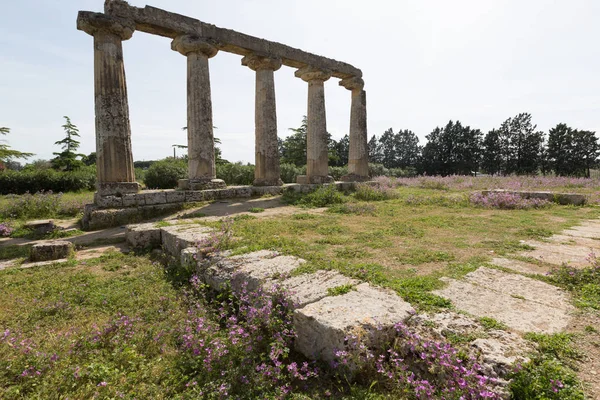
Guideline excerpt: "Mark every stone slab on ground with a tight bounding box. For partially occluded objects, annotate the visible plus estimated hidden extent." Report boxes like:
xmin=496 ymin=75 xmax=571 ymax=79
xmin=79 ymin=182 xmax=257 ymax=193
xmin=30 ymin=240 xmax=74 ymax=262
xmin=412 ymin=312 xmax=533 ymax=379
xmin=23 ymin=219 xmax=56 ymax=235
xmin=231 ymin=255 xmax=305 ymax=293
xmin=464 ymin=267 xmax=572 ymax=310
xmin=547 ymin=234 xmax=600 ymax=250
xmin=491 ymin=257 xmax=550 ymax=275
xmin=125 ymin=222 xmax=162 ymax=249
xmin=203 ymin=250 xmax=276 ymax=291
xmin=519 ymin=240 xmax=592 ymax=267
xmin=160 ymin=224 xmax=213 ymax=257
xmin=294 ymin=282 xmax=414 ymax=362
xmin=280 ymin=270 xmax=359 ymax=308
xmin=434 ymin=275 xmax=572 ymax=333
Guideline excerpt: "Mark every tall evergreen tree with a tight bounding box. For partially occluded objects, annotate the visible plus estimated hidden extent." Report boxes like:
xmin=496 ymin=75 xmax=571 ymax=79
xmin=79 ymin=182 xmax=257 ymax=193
xmin=571 ymin=129 xmax=599 ymax=177
xmin=481 ymin=129 xmax=502 ymax=175
xmin=393 ymin=129 xmax=421 ymax=169
xmin=494 ymin=113 xmax=544 ymax=175
xmin=280 ymin=117 xmax=307 ymax=166
xmin=547 ymin=123 xmax=573 ymax=176
xmin=0 ymin=127 xmax=34 ymax=166
xmin=379 ymin=128 xmax=396 ymax=168
xmin=52 ymin=116 xmax=84 ymax=171
xmin=368 ymin=134 xmax=383 ymax=164
xmin=421 ymin=120 xmax=481 ymax=176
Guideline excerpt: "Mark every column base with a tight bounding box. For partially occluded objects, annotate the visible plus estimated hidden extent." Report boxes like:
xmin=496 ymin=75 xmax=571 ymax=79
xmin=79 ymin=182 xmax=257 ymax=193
xmin=178 ymin=178 xmax=227 ymax=190
xmin=97 ymin=182 xmax=141 ymax=196
xmin=253 ymin=178 xmax=284 ymax=187
xmin=296 ymin=175 xmax=335 ymax=184
xmin=341 ymin=173 xmax=370 ymax=182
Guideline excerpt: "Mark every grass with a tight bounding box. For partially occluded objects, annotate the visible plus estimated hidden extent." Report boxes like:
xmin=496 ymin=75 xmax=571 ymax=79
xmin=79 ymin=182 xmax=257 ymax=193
xmin=0 ymin=245 xmax=31 ymax=261
xmin=326 ymin=284 xmax=355 ymax=296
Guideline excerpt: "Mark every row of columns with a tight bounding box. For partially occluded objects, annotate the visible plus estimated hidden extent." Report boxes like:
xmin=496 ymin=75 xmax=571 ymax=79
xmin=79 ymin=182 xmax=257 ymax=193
xmin=79 ymin=15 xmax=369 ymax=195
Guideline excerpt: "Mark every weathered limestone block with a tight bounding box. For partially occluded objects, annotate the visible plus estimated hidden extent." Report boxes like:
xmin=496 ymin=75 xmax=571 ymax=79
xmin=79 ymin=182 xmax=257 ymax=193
xmin=251 ymin=186 xmax=284 ymax=197
xmin=280 ymin=270 xmax=359 ymax=307
xmin=181 ymin=179 xmax=227 ymax=191
xmin=295 ymin=66 xmax=334 ymax=184
xmin=340 ymin=77 xmax=369 ymax=182
xmin=125 ymin=222 xmax=162 ymax=249
xmin=231 ymin=255 xmax=305 ymax=293
xmin=242 ymin=54 xmax=284 ymax=187
xmin=166 ymin=190 xmax=186 ymax=203
xmin=294 ymin=282 xmax=414 ymax=362
xmin=143 ymin=191 xmax=167 ymax=205
xmin=23 ymin=220 xmax=56 ymax=235
xmin=94 ymin=194 xmax=124 ymax=208
xmin=83 ymin=204 xmax=184 ymax=230
xmin=181 ymin=247 xmax=199 ymax=269
xmin=160 ymin=224 xmax=213 ymax=257
xmin=122 ymin=193 xmax=145 ymax=207
xmin=184 ymin=190 xmax=206 ymax=203
xmin=203 ymin=250 xmax=277 ymax=291
xmin=30 ymin=241 xmax=74 ymax=262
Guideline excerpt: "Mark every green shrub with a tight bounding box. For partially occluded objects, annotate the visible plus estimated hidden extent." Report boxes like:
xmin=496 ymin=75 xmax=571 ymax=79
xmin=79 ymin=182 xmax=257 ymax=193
xmin=0 ymin=166 xmax=96 ymax=194
xmin=283 ymin=185 xmax=347 ymax=208
xmin=368 ymin=163 xmax=388 ymax=177
xmin=328 ymin=166 xmax=348 ymax=181
xmin=134 ymin=167 xmax=146 ymax=185
xmin=144 ymin=158 xmax=187 ymax=189
xmin=216 ymin=162 xmax=254 ymax=185
xmin=280 ymin=163 xmax=305 ymax=183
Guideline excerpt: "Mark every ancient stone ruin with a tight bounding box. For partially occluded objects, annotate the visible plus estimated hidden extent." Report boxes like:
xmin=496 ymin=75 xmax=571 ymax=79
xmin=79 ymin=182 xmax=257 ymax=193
xmin=77 ymin=1 xmax=368 ymax=228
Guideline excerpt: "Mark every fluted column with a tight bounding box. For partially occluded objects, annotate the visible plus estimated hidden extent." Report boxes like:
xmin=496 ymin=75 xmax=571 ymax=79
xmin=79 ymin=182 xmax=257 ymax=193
xmin=295 ymin=66 xmax=334 ymax=184
xmin=242 ymin=54 xmax=283 ymax=186
xmin=77 ymin=12 xmax=140 ymax=196
xmin=172 ymin=35 xmax=226 ymax=190
xmin=340 ymin=77 xmax=369 ymax=181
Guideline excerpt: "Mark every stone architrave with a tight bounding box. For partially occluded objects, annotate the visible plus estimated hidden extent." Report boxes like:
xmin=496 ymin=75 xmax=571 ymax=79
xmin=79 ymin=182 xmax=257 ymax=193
xmin=242 ymin=54 xmax=283 ymax=186
xmin=295 ymin=66 xmax=334 ymax=184
xmin=171 ymin=35 xmax=226 ymax=190
xmin=340 ymin=77 xmax=369 ymax=181
xmin=77 ymin=12 xmax=140 ymax=196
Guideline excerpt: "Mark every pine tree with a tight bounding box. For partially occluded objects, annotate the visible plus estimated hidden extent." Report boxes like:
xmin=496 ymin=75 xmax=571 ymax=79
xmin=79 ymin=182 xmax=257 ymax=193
xmin=52 ymin=116 xmax=84 ymax=171
xmin=0 ymin=127 xmax=34 ymax=167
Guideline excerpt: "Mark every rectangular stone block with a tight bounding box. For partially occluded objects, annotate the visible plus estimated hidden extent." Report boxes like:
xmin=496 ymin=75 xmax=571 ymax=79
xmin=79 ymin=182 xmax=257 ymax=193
xmin=166 ymin=190 xmax=186 ymax=203
xmin=144 ymin=191 xmax=167 ymax=205
xmin=125 ymin=222 xmax=162 ymax=249
xmin=122 ymin=193 xmax=145 ymax=207
xmin=251 ymin=186 xmax=284 ymax=197
xmin=294 ymin=283 xmax=414 ymax=362
xmin=94 ymin=194 xmax=124 ymax=208
xmin=231 ymin=187 xmax=252 ymax=198
xmin=203 ymin=250 xmax=278 ymax=291
xmin=281 ymin=270 xmax=359 ymax=308
xmin=160 ymin=224 xmax=213 ymax=257
xmin=231 ymin=255 xmax=305 ymax=293
xmin=185 ymin=191 xmax=205 ymax=202
xmin=30 ymin=240 xmax=74 ymax=262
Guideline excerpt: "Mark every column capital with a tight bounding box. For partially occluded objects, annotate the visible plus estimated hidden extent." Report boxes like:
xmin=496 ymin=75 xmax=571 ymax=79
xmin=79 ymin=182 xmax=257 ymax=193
xmin=77 ymin=11 xmax=135 ymax=40
xmin=241 ymin=54 xmax=282 ymax=72
xmin=295 ymin=66 xmax=331 ymax=82
xmin=339 ymin=76 xmax=364 ymax=91
xmin=171 ymin=35 xmax=218 ymax=58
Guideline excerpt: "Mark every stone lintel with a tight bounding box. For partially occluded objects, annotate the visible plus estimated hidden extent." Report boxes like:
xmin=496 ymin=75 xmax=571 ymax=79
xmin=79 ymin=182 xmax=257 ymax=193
xmin=241 ymin=54 xmax=282 ymax=71
xmin=171 ymin=34 xmax=218 ymax=57
xmin=295 ymin=66 xmax=331 ymax=82
xmin=77 ymin=11 xmax=135 ymax=40
xmin=102 ymin=1 xmax=361 ymax=79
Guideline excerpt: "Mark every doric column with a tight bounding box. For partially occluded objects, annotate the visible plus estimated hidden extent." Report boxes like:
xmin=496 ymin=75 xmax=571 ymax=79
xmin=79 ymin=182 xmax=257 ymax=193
xmin=340 ymin=77 xmax=369 ymax=181
xmin=294 ymin=66 xmax=334 ymax=184
xmin=242 ymin=54 xmax=283 ymax=186
xmin=171 ymin=35 xmax=226 ymax=190
xmin=77 ymin=12 xmax=140 ymax=196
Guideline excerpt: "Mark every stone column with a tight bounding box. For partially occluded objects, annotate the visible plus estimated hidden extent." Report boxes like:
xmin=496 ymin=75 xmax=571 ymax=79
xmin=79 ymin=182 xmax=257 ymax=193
xmin=340 ymin=77 xmax=369 ymax=181
xmin=77 ymin=12 xmax=140 ymax=196
xmin=171 ymin=35 xmax=226 ymax=190
xmin=295 ymin=66 xmax=334 ymax=184
xmin=242 ymin=54 xmax=283 ymax=186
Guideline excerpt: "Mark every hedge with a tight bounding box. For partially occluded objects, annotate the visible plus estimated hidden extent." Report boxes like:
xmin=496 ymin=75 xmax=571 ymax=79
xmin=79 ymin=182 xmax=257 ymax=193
xmin=0 ymin=167 xmax=96 ymax=195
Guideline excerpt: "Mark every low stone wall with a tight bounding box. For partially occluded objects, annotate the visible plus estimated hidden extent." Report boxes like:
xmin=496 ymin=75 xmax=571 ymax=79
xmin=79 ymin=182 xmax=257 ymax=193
xmin=482 ymin=189 xmax=587 ymax=206
xmin=83 ymin=182 xmax=363 ymax=231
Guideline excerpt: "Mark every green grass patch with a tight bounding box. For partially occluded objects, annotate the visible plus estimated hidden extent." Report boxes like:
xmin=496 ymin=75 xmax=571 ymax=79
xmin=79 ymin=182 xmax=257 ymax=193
xmin=248 ymin=207 xmax=265 ymax=213
xmin=326 ymin=284 xmax=355 ymax=296
xmin=0 ymin=245 xmax=31 ymax=261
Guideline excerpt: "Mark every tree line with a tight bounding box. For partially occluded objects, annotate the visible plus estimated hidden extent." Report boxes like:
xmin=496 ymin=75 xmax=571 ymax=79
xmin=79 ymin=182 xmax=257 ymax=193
xmin=279 ymin=113 xmax=599 ymax=177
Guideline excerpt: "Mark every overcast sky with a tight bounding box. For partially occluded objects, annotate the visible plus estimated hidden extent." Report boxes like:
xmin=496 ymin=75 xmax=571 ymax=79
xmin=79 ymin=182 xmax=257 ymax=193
xmin=1 ymin=0 xmax=599 ymax=164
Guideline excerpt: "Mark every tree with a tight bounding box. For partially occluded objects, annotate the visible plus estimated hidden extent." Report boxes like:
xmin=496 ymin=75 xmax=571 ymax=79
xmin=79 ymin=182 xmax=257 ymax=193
xmin=0 ymin=127 xmax=34 ymax=166
xmin=394 ymin=129 xmax=421 ymax=169
xmin=52 ymin=116 xmax=84 ymax=171
xmin=494 ymin=113 xmax=544 ymax=175
xmin=547 ymin=123 xmax=573 ymax=176
xmin=331 ymin=134 xmax=349 ymax=167
xmin=368 ymin=134 xmax=383 ymax=164
xmin=571 ymin=129 xmax=599 ymax=177
xmin=421 ymin=120 xmax=482 ymax=176
xmin=379 ymin=128 xmax=396 ymax=168
xmin=280 ymin=117 xmax=307 ymax=166
xmin=481 ymin=129 xmax=502 ymax=175
xmin=82 ymin=152 xmax=97 ymax=166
